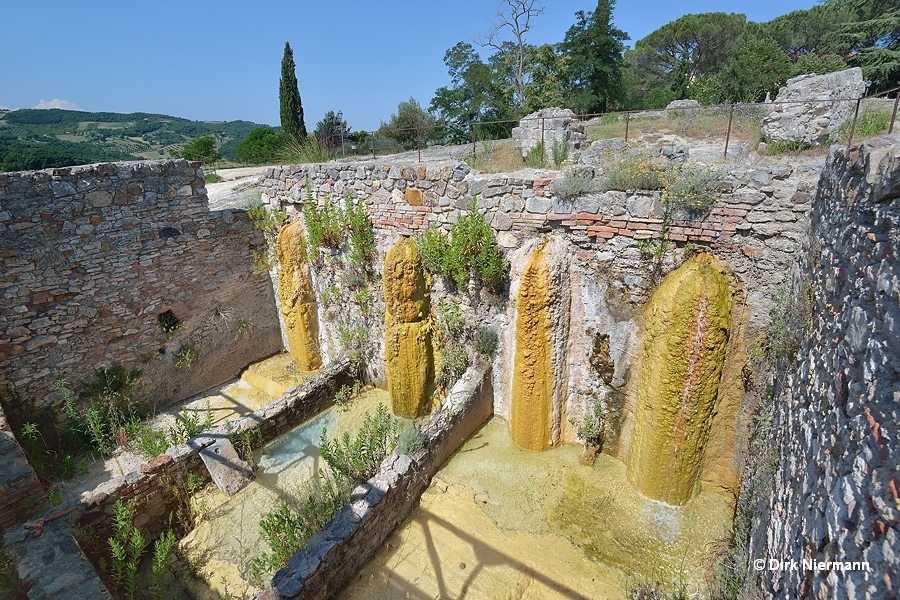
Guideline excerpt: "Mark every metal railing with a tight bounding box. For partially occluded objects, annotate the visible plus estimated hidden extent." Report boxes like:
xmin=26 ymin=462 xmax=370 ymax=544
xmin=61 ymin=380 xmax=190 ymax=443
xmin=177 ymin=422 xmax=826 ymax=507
xmin=328 ymin=87 xmax=900 ymax=165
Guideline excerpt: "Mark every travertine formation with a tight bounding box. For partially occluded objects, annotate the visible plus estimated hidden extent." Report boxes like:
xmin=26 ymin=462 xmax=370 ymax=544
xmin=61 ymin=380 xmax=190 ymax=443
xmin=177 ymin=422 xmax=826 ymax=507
xmin=626 ymin=254 xmax=732 ymax=505
xmin=383 ymin=237 xmax=433 ymax=418
xmin=761 ymin=67 xmax=867 ymax=146
xmin=510 ymin=237 xmax=571 ymax=450
xmin=276 ymin=220 xmax=321 ymax=371
xmin=751 ymin=135 xmax=900 ymax=597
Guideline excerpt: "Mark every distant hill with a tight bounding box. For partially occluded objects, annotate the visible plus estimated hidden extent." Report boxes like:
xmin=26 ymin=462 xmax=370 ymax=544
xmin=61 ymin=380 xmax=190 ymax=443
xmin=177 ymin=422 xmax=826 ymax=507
xmin=0 ymin=109 xmax=272 ymax=172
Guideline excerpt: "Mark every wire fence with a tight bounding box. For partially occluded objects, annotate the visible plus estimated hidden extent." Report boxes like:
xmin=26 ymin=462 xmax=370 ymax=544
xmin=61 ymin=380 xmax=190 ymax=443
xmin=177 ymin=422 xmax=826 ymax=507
xmin=319 ymin=86 xmax=900 ymax=166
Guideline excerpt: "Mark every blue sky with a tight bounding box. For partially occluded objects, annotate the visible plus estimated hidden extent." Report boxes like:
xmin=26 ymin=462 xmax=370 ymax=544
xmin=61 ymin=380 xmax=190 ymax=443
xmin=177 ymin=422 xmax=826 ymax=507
xmin=1 ymin=0 xmax=818 ymax=131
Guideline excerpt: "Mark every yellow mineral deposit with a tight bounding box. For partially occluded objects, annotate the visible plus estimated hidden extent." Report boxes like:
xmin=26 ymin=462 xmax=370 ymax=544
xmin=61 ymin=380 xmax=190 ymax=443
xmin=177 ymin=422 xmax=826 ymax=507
xmin=383 ymin=237 xmax=433 ymax=418
xmin=510 ymin=240 xmax=554 ymax=450
xmin=627 ymin=254 xmax=732 ymax=505
xmin=277 ymin=220 xmax=322 ymax=371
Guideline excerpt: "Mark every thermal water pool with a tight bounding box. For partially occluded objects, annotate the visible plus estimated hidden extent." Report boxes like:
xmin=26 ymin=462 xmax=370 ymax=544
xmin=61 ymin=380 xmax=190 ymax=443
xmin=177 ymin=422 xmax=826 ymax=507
xmin=177 ymin=388 xmax=390 ymax=598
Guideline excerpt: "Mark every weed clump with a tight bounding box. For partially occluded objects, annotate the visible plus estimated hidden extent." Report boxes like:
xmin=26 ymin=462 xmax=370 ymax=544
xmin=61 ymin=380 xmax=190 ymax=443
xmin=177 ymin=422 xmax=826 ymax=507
xmin=413 ymin=199 xmax=505 ymax=289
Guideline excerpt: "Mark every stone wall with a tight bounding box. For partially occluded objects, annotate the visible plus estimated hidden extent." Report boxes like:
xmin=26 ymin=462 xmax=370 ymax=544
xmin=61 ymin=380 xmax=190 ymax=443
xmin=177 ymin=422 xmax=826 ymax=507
xmin=0 ymin=160 xmax=282 ymax=413
xmin=75 ymin=358 xmax=352 ymax=545
xmin=0 ymin=402 xmax=46 ymax=531
xmin=259 ymin=158 xmax=821 ymax=329
xmin=257 ymin=359 xmax=494 ymax=600
xmin=751 ymin=135 xmax=900 ymax=596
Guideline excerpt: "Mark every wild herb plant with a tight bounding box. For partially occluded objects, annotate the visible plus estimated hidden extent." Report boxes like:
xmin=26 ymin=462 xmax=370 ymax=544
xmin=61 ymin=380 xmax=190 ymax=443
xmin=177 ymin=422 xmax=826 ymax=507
xmin=151 ymin=530 xmax=176 ymax=600
xmin=551 ymin=139 xmax=569 ymax=167
xmin=247 ymin=200 xmax=288 ymax=273
xmin=108 ymin=499 xmax=145 ymax=600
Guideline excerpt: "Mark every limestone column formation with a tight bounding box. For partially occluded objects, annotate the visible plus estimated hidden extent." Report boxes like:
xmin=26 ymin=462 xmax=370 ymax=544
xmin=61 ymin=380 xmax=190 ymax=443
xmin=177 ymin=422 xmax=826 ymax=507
xmin=627 ymin=254 xmax=732 ymax=505
xmin=277 ymin=220 xmax=322 ymax=371
xmin=510 ymin=239 xmax=569 ymax=450
xmin=383 ymin=237 xmax=434 ymax=418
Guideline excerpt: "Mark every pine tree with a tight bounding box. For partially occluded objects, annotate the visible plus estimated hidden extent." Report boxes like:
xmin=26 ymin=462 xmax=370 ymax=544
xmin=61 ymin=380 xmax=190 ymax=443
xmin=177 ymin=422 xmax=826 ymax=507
xmin=280 ymin=42 xmax=306 ymax=140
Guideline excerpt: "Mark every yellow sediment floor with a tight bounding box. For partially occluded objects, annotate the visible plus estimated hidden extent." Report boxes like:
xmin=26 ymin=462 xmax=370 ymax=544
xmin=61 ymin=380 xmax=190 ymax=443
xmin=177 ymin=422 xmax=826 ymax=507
xmin=341 ymin=418 xmax=733 ymax=600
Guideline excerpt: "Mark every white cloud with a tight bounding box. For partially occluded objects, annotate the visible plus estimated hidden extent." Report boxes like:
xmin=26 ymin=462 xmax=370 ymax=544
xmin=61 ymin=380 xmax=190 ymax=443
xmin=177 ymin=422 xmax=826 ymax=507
xmin=33 ymin=98 xmax=84 ymax=111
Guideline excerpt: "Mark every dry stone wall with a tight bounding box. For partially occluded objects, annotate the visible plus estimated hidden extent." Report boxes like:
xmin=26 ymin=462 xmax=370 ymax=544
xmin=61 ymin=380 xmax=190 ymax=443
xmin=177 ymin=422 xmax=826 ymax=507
xmin=751 ymin=135 xmax=900 ymax=597
xmin=0 ymin=160 xmax=282 ymax=413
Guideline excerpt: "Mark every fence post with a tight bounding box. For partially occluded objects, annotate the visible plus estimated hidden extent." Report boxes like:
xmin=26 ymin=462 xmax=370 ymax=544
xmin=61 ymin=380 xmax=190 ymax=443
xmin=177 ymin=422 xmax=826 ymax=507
xmin=417 ymin=128 xmax=421 ymax=163
xmin=371 ymin=132 xmax=376 ymax=160
xmin=541 ymin=117 xmax=545 ymax=167
xmin=890 ymin=92 xmax=899 ymax=134
xmin=624 ymin=112 xmax=630 ymax=142
xmin=848 ymin=98 xmax=862 ymax=146
xmin=723 ymin=104 xmax=735 ymax=161
xmin=471 ymin=123 xmax=476 ymax=158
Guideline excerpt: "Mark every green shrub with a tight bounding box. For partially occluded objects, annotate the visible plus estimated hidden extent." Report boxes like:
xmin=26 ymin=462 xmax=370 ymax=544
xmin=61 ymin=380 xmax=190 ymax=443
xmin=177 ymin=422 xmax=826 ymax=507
xmin=174 ymin=345 xmax=199 ymax=370
xmin=600 ymin=150 xmax=668 ymax=191
xmin=436 ymin=342 xmax=470 ymax=389
xmin=247 ymin=200 xmax=288 ymax=273
xmin=413 ymin=201 xmax=505 ymax=289
xmin=551 ymin=139 xmax=569 ymax=167
xmin=319 ymin=403 xmax=401 ymax=482
xmin=414 ymin=226 xmax=451 ymax=275
xmin=474 ymin=325 xmax=498 ymax=356
xmin=302 ymin=186 xmax=343 ymax=260
xmin=151 ymin=530 xmax=176 ymax=600
xmin=398 ymin=421 xmax=425 ymax=455
xmin=344 ymin=195 xmax=375 ymax=269
xmin=436 ymin=298 xmax=465 ymax=338
xmin=108 ymin=499 xmax=145 ymax=600
xmin=525 ymin=142 xmax=544 ymax=168
xmin=550 ymin=170 xmax=602 ymax=198
xmin=203 ymin=173 xmax=223 ymax=184
xmin=764 ymin=140 xmax=811 ymax=154
xmin=663 ymin=164 xmax=723 ymax=214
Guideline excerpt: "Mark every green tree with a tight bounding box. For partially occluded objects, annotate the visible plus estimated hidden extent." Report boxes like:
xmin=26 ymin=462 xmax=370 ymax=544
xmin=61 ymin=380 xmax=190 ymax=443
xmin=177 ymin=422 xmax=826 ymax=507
xmin=558 ymin=0 xmax=629 ymax=113
xmin=430 ymin=42 xmax=516 ymax=143
xmin=720 ymin=37 xmax=793 ymax=103
xmin=828 ymin=0 xmax=900 ymax=90
xmin=172 ymin=135 xmax=220 ymax=164
xmin=630 ymin=13 xmax=747 ymax=90
xmin=378 ymin=97 xmax=436 ymax=150
xmin=762 ymin=4 xmax=850 ymax=56
xmin=314 ymin=111 xmax=350 ymax=153
xmin=670 ymin=49 xmax=691 ymax=100
xmin=280 ymin=42 xmax=307 ymax=140
xmin=791 ymin=52 xmax=847 ymax=77
xmin=236 ymin=127 xmax=289 ymax=164
xmin=521 ymin=44 xmax=569 ymax=113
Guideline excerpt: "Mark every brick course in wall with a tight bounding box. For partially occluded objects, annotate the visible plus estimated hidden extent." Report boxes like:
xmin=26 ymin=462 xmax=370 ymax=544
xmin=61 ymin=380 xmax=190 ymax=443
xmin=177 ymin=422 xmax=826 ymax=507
xmin=0 ymin=160 xmax=282 ymax=413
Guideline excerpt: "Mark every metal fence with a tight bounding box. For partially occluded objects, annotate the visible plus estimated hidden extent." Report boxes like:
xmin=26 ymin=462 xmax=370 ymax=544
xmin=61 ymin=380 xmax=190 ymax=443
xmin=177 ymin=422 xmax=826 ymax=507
xmin=325 ymin=86 xmax=900 ymax=165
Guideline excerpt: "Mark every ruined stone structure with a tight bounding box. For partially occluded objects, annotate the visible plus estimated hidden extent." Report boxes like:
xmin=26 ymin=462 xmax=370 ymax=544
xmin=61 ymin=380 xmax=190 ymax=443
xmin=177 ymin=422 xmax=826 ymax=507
xmin=0 ymin=160 xmax=282 ymax=413
xmin=750 ymin=136 xmax=900 ymax=596
xmin=761 ymin=67 xmax=867 ymax=146
xmin=511 ymin=107 xmax=587 ymax=162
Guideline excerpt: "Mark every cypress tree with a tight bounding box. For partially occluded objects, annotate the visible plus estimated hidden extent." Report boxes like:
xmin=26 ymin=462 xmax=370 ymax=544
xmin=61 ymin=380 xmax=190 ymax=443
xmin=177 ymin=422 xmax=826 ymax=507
xmin=280 ymin=42 xmax=306 ymax=140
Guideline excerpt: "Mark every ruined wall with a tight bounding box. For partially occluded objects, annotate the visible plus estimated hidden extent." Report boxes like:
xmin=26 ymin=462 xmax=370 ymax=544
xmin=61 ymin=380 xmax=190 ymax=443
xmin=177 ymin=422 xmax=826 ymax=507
xmin=0 ymin=402 xmax=46 ymax=531
xmin=0 ymin=160 xmax=282 ymax=412
xmin=751 ymin=135 xmax=900 ymax=597
xmin=256 ymin=360 xmax=493 ymax=600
